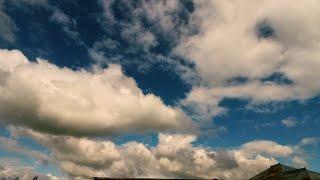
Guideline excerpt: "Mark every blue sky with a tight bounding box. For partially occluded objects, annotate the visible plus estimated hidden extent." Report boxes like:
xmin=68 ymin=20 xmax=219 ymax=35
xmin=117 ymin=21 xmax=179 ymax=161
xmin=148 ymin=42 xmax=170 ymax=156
xmin=0 ymin=0 xmax=319 ymax=179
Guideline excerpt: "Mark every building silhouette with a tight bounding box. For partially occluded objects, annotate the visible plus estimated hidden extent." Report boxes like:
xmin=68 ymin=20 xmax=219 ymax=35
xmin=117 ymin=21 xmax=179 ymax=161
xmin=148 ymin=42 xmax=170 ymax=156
xmin=249 ymin=163 xmax=320 ymax=180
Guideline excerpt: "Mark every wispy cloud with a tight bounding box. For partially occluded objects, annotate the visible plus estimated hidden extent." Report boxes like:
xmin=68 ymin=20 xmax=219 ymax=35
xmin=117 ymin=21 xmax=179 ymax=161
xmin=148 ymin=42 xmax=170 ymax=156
xmin=0 ymin=0 xmax=17 ymax=43
xmin=281 ymin=118 xmax=297 ymax=128
xmin=0 ymin=136 xmax=51 ymax=165
xmin=49 ymin=8 xmax=84 ymax=46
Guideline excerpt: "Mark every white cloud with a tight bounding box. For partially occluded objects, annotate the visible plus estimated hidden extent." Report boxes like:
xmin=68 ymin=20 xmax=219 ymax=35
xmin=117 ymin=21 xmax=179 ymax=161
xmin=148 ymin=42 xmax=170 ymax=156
xmin=240 ymin=140 xmax=293 ymax=157
xmin=0 ymin=49 xmax=195 ymax=136
xmin=292 ymin=156 xmax=307 ymax=168
xmin=100 ymin=0 xmax=182 ymax=36
xmin=92 ymin=0 xmax=195 ymax=67
xmin=0 ymin=157 xmax=60 ymax=180
xmin=0 ymin=166 xmax=59 ymax=180
xmin=300 ymin=137 xmax=320 ymax=146
xmin=281 ymin=118 xmax=297 ymax=128
xmin=0 ymin=136 xmax=51 ymax=165
xmin=99 ymin=0 xmax=175 ymax=53
xmin=50 ymin=9 xmax=72 ymax=25
xmin=120 ymin=21 xmax=158 ymax=52
xmin=155 ymin=133 xmax=196 ymax=158
xmin=176 ymin=0 xmax=320 ymax=120
xmin=11 ymin=127 xmax=299 ymax=179
xmin=49 ymin=8 xmax=83 ymax=45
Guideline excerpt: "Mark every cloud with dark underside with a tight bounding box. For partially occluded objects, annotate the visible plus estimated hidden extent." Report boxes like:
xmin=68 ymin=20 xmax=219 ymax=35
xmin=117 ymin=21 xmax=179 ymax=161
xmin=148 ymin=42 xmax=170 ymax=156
xmin=0 ymin=49 xmax=195 ymax=136
xmin=0 ymin=0 xmax=319 ymax=179
xmin=10 ymin=126 xmax=303 ymax=179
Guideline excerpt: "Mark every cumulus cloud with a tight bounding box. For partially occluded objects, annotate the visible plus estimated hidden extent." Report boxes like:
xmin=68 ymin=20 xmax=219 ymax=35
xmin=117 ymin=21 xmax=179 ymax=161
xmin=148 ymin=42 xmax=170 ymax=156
xmin=0 ymin=49 xmax=195 ymax=136
xmin=0 ymin=1 xmax=318 ymax=178
xmin=240 ymin=140 xmax=293 ymax=157
xmin=176 ymin=0 xmax=320 ymax=119
xmin=10 ymin=127 xmax=299 ymax=179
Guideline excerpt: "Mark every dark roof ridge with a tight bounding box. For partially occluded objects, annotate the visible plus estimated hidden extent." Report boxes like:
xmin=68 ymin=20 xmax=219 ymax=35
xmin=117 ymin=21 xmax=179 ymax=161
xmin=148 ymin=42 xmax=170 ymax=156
xmin=282 ymin=167 xmax=307 ymax=174
xmin=307 ymin=169 xmax=320 ymax=174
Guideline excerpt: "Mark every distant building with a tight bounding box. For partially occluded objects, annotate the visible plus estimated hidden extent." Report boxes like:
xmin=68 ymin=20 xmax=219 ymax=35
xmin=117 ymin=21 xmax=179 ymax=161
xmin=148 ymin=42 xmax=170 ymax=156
xmin=93 ymin=164 xmax=320 ymax=180
xmin=249 ymin=163 xmax=320 ymax=180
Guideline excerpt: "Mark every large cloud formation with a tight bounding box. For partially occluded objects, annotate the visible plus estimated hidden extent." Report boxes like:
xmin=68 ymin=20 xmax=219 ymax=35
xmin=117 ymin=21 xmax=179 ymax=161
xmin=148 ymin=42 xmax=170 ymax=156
xmin=0 ymin=1 xmax=318 ymax=179
xmin=10 ymin=127 xmax=298 ymax=180
xmin=177 ymin=0 xmax=320 ymax=120
xmin=0 ymin=49 xmax=195 ymax=136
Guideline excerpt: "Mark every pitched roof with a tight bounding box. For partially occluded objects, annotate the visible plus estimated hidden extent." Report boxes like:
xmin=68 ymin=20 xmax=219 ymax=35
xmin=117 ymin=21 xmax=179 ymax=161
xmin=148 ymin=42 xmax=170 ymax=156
xmin=249 ymin=163 xmax=320 ymax=180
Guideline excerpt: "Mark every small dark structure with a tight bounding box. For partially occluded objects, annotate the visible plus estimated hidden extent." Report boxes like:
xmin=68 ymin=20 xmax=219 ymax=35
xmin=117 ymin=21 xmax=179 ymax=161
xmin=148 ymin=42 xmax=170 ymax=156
xmin=249 ymin=163 xmax=320 ymax=180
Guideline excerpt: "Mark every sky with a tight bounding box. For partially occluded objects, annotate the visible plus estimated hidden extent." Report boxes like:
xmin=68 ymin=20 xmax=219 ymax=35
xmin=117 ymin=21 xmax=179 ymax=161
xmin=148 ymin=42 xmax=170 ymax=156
xmin=0 ymin=0 xmax=319 ymax=179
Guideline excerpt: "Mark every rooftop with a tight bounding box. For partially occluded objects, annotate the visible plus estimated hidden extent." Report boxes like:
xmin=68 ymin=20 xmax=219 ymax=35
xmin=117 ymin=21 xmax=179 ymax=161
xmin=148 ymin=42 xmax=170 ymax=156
xmin=249 ymin=163 xmax=320 ymax=180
